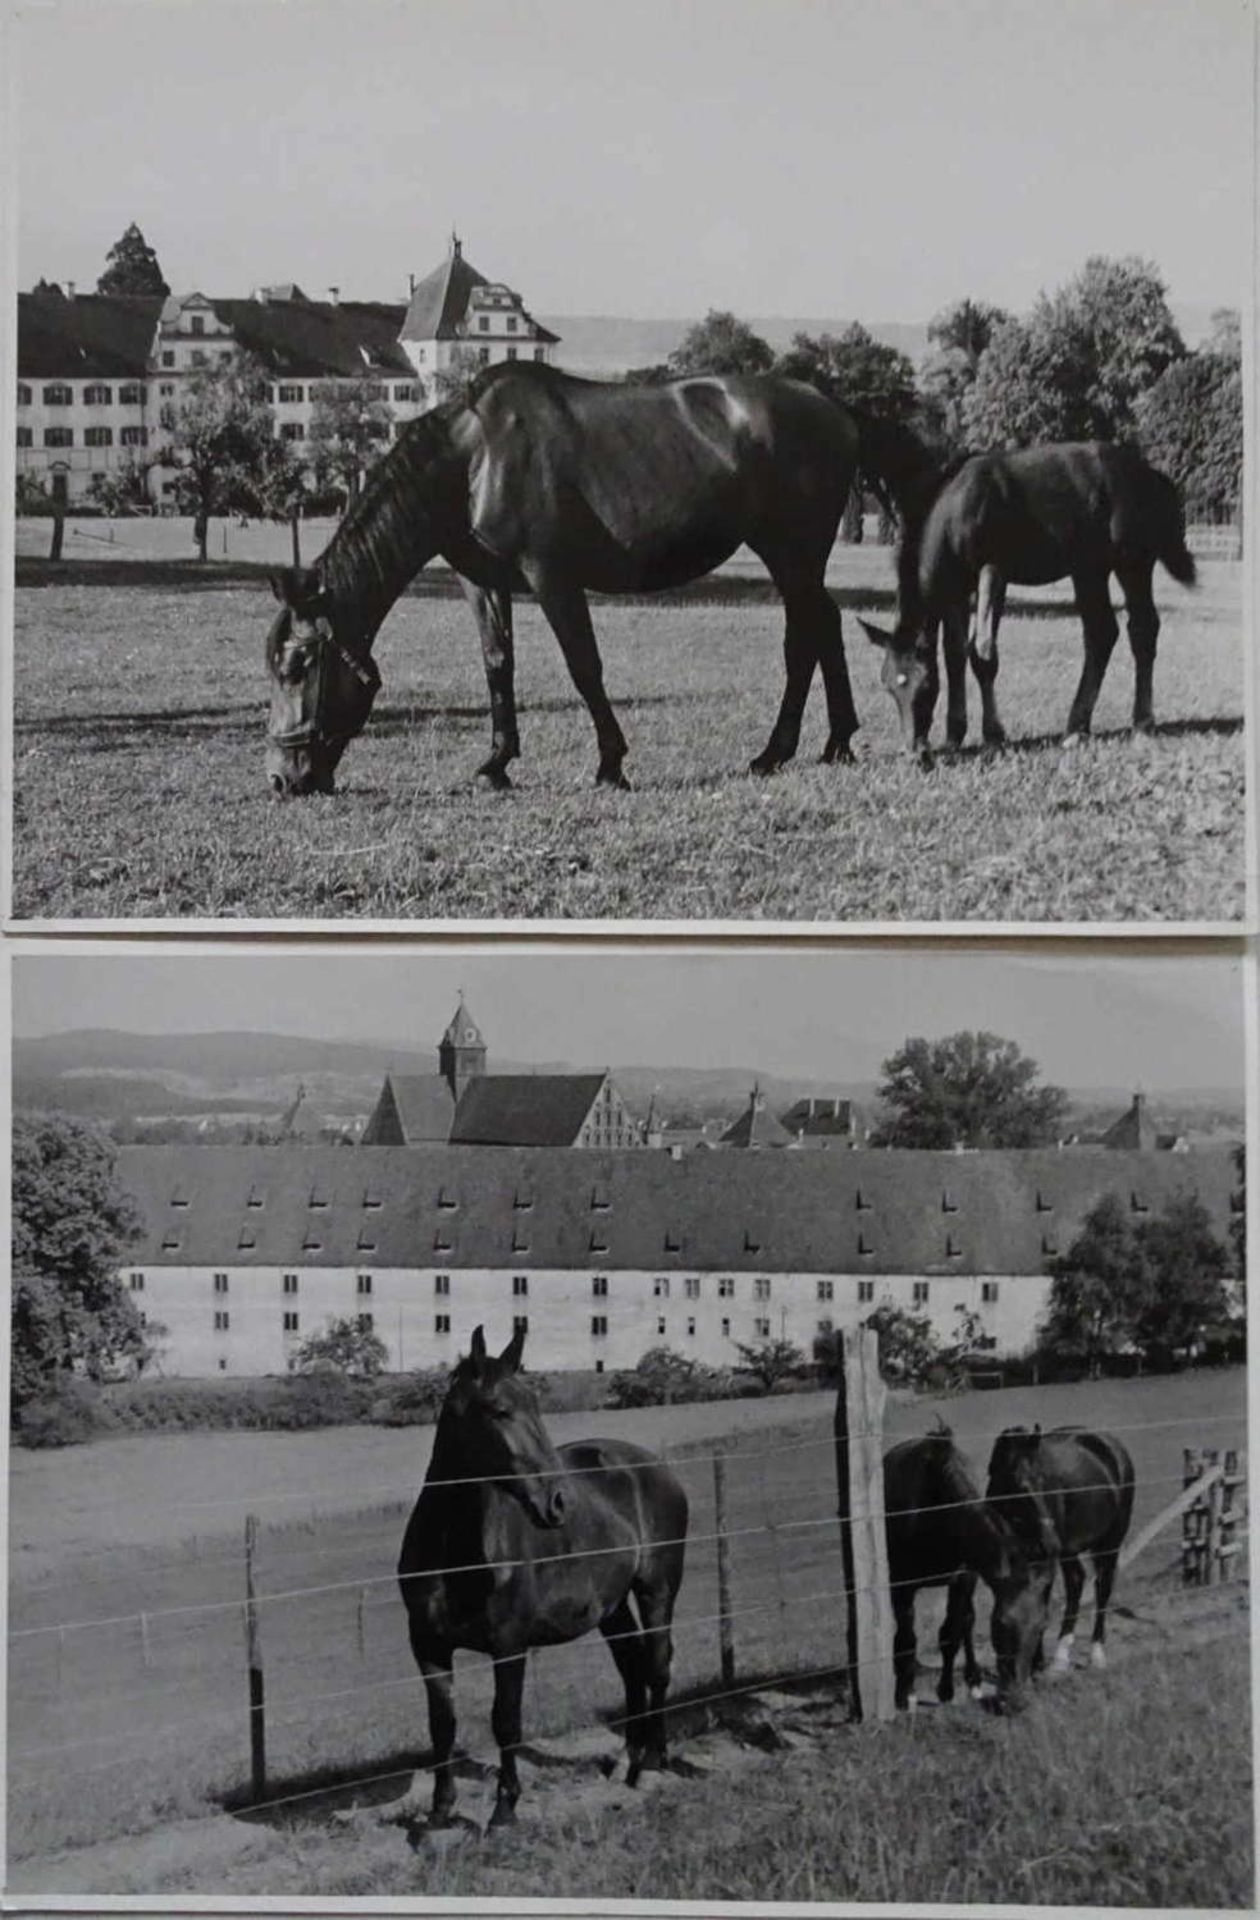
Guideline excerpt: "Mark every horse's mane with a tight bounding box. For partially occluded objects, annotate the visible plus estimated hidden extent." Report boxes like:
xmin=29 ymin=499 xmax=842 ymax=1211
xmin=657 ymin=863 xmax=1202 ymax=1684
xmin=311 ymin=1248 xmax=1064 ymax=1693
xmin=316 ymin=405 xmax=459 ymax=621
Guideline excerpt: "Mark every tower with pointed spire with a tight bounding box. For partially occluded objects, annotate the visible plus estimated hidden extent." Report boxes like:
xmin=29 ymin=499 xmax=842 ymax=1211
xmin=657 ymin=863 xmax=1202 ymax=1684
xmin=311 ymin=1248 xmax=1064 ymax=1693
xmin=438 ymin=994 xmax=487 ymax=1101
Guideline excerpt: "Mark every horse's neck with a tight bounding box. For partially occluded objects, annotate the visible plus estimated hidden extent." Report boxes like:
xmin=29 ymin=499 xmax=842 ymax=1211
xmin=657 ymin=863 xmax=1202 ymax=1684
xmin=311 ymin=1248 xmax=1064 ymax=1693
xmin=317 ymin=412 xmax=460 ymax=648
xmin=946 ymin=1468 xmax=1019 ymax=1584
xmin=415 ymin=1410 xmax=489 ymax=1559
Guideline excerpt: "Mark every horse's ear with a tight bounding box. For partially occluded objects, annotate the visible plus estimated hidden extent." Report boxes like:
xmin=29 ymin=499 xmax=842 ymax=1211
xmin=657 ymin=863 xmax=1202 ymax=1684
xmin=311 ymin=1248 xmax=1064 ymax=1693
xmin=270 ymin=566 xmax=323 ymax=612
xmin=501 ymin=1322 xmax=526 ymax=1371
xmin=469 ymin=1325 xmax=487 ymax=1366
xmin=859 ymin=618 xmax=890 ymax=650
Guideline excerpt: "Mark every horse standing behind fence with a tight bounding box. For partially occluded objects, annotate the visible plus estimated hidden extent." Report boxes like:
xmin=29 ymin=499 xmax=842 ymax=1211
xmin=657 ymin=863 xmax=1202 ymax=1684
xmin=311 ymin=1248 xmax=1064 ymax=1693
xmin=883 ymin=1429 xmax=1051 ymax=1711
xmin=986 ymin=1425 xmax=1136 ymax=1672
xmin=397 ymin=1323 xmax=688 ymax=1832
xmin=860 ymin=442 xmax=1196 ymax=753
xmin=264 ymin=362 xmax=924 ymax=797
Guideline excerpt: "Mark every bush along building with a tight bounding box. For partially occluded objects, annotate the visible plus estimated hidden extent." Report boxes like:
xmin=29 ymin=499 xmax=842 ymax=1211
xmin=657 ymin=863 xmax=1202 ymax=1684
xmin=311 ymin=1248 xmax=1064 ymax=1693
xmin=14 ymin=235 xmax=558 ymax=507
xmin=115 ymin=1137 xmax=1236 ymax=1379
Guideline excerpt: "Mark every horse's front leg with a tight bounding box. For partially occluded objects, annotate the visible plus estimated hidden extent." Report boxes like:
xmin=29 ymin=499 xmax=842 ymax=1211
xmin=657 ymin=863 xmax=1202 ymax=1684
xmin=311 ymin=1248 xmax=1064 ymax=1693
xmin=411 ymin=1631 xmax=459 ymax=1826
xmin=458 ymin=577 xmax=519 ymax=789
xmin=488 ymin=1651 xmax=528 ymax=1830
xmin=939 ymin=605 xmax=968 ymax=748
xmin=968 ymin=566 xmax=1007 ymax=746
xmin=939 ymin=1572 xmax=979 ymax=1702
xmin=523 ymin=566 xmax=629 ymax=788
xmin=892 ymin=1593 xmax=919 ymax=1709
xmin=1064 ymin=573 xmax=1120 ymax=741
xmin=751 ymin=583 xmax=820 ymax=775
xmin=1052 ymin=1557 xmax=1086 ymax=1670
xmin=1116 ymin=562 xmax=1160 ymax=734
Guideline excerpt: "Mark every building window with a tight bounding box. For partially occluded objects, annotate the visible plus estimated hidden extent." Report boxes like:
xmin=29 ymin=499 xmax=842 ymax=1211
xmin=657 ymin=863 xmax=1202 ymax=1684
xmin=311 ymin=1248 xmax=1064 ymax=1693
xmin=478 ymin=316 xmax=489 ymax=332
xmin=43 ymin=384 xmax=72 ymax=405
xmin=128 ymin=1272 xmax=145 ymax=1291
xmin=817 ymin=1280 xmax=834 ymax=1301
xmin=512 ymin=1275 xmax=529 ymax=1297
xmin=1035 ymin=1190 xmax=1053 ymax=1213
xmin=84 ymin=383 xmax=113 ymax=405
xmin=393 ymin=383 xmax=416 ymax=400
xmin=357 ymin=1273 xmax=373 ymax=1295
xmin=684 ymin=1277 xmax=700 ymax=1299
xmin=912 ymin=1281 xmax=930 ymax=1305
xmin=357 ymin=1312 xmax=374 ymax=1333
xmin=190 ymin=349 xmax=207 ymax=367
xmin=218 ymin=1357 xmax=228 ymax=1372
xmin=818 ymin=1317 xmax=834 ymax=1335
xmin=855 ymin=1189 xmax=873 ymax=1212
xmin=592 ymin=1276 xmax=608 ymax=1297
xmin=477 ymin=347 xmax=490 ymax=365
xmin=981 ymin=1281 xmax=1000 ymax=1303
xmin=664 ymin=1229 xmax=682 ymax=1253
xmin=743 ymin=1229 xmax=761 ymax=1253
xmin=159 ymin=404 xmax=177 ymax=431
xmin=512 ymin=1228 xmax=529 ymax=1253
xmin=687 ymin=1317 xmax=696 ymax=1337
xmin=592 ymin=1315 xmax=608 ymax=1337
xmin=277 ymin=383 xmax=304 ymax=403
xmin=282 ymin=1273 xmax=298 ymax=1294
xmin=589 ymin=1232 xmax=609 ymax=1254
xmin=435 ymin=1274 xmax=451 ymax=1295
xmin=247 ymin=1187 xmax=266 ymax=1209
xmin=754 ymin=1278 xmax=771 ymax=1300
xmin=16 ymin=427 xmax=32 ymax=447
xmin=513 ymin=1190 xmax=533 ymax=1211
xmin=653 ymin=1277 xmax=670 ymax=1298
xmin=946 ymin=1234 xmax=962 ymax=1259
xmin=1130 ymin=1191 xmax=1150 ymax=1213
xmin=159 ymin=382 xmax=175 ymax=397
xmin=119 ymin=382 xmax=146 ymax=404
xmin=506 ymin=346 xmax=518 ymax=361
xmin=718 ymin=1277 xmax=734 ymax=1298
xmin=84 ymin=426 xmax=113 ymax=447
xmin=942 ymin=1190 xmax=959 ymax=1214
xmin=190 ymin=314 xmax=205 ymax=335
xmin=214 ymin=1310 xmax=230 ymax=1331
xmin=161 ymin=351 xmax=175 ymax=368
xmin=283 ymin=1311 xmax=299 ymax=1332
xmin=721 ymin=1316 xmax=731 ymax=1338
xmin=857 ymin=1280 xmax=875 ymax=1303
xmin=507 ymin=316 xmax=518 ymax=333
xmin=120 ymin=426 xmax=148 ymax=447
xmin=17 ymin=383 xmax=31 ymax=405
xmin=435 ymin=1314 xmax=451 ymax=1334
xmin=44 ymin=428 xmax=73 ymax=448
xmin=219 ymin=350 xmax=232 ymax=363
xmin=857 ymin=1232 xmax=874 ymax=1257
xmin=213 ymin=1272 xmax=229 ymax=1294
xmin=534 ymin=348 xmax=545 ymax=362
xmin=657 ymin=1316 xmax=667 ymax=1336
xmin=754 ymin=1317 xmax=771 ymax=1338
xmin=434 ymin=1232 xmax=453 ymax=1252
xmin=280 ymin=422 xmax=305 ymax=440
xmin=513 ymin=1314 xmax=528 ymax=1336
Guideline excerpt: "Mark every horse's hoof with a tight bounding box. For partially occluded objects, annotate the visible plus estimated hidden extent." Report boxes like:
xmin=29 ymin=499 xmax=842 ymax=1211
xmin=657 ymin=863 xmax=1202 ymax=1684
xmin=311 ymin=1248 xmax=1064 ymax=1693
xmin=595 ymin=768 xmax=631 ymax=792
xmin=486 ymin=1801 xmax=517 ymax=1831
xmin=474 ymin=763 xmax=513 ymax=792
xmin=1090 ymin=1643 xmax=1108 ymax=1670
xmin=982 ymin=727 xmax=1007 ymax=748
xmin=1061 ymin=731 xmax=1088 ymax=750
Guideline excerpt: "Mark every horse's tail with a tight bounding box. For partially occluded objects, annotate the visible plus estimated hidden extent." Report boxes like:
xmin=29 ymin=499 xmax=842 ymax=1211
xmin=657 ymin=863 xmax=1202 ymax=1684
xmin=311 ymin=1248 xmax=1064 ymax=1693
xmin=1150 ymin=465 xmax=1198 ymax=586
xmin=1160 ymin=536 xmax=1197 ymax=588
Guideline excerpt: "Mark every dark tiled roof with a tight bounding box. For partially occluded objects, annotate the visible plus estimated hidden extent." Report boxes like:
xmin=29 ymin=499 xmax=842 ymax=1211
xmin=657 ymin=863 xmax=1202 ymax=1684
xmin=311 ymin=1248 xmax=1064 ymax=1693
xmin=211 ymin=297 xmax=413 ymax=377
xmin=450 ymin=1075 xmax=606 ymax=1147
xmin=720 ymin=1091 xmax=795 ymax=1149
xmin=1100 ymin=1097 xmax=1159 ymax=1152
xmin=400 ymin=249 xmax=488 ymax=342
xmin=362 ymin=1075 xmax=454 ymax=1145
xmin=17 ymin=289 xmax=162 ymax=379
xmin=782 ymin=1097 xmax=854 ymax=1138
xmin=116 ymin=1144 xmax=1238 ymax=1277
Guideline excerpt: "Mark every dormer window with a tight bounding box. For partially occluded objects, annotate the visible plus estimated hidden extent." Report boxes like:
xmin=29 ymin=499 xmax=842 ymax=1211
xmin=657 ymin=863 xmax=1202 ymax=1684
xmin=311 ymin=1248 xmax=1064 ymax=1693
xmin=513 ymin=1190 xmax=533 ymax=1211
xmin=743 ymin=1228 xmax=761 ymax=1253
xmin=590 ymin=1186 xmax=611 ymax=1212
xmin=170 ymin=1187 xmax=190 ymax=1208
xmin=362 ymin=1190 xmax=383 ymax=1210
xmin=237 ymin=1227 xmax=257 ymax=1250
xmin=436 ymin=1187 xmax=458 ymax=1211
xmin=1035 ymin=1189 xmax=1053 ymax=1213
xmin=855 ymin=1189 xmax=873 ymax=1212
xmin=664 ymin=1229 xmax=682 ymax=1254
xmin=246 ymin=1186 xmax=266 ymax=1209
xmin=308 ymin=1185 xmax=330 ymax=1209
xmin=942 ymin=1190 xmax=959 ymax=1214
xmin=1130 ymin=1191 xmax=1150 ymax=1214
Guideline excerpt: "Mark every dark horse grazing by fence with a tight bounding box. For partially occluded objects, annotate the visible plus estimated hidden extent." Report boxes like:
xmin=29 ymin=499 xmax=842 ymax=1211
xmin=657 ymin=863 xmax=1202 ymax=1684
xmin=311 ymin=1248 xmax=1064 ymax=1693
xmin=397 ymin=1324 xmax=688 ymax=1831
xmin=884 ymin=1430 xmax=1051 ymax=1711
xmin=860 ymin=443 xmax=1196 ymax=754
xmin=986 ymin=1426 xmax=1136 ymax=1673
xmin=264 ymin=363 xmax=916 ymax=796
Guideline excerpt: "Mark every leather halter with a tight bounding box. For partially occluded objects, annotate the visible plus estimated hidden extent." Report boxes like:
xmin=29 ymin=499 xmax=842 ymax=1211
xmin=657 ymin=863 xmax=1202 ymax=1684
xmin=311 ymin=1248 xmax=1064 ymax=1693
xmin=268 ymin=621 xmax=381 ymax=750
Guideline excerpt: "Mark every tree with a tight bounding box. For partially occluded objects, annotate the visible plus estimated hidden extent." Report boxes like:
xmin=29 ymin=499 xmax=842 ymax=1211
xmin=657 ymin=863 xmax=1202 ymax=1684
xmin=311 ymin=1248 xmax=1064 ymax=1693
xmin=667 ymin=310 xmax=774 ymax=378
xmin=963 ymin=314 xmax=1096 ymax=448
xmin=97 ymin=222 xmax=169 ymax=297
xmin=12 ymin=1113 xmax=148 ymax=1408
xmin=776 ymin=323 xmax=917 ymax=422
xmin=1132 ymin=1193 xmax=1231 ymax=1367
xmin=307 ymin=373 xmax=394 ymax=506
xmin=86 ymin=453 xmax=153 ymax=517
xmin=165 ymin=353 xmax=276 ymax=560
xmin=1230 ymin=1141 xmax=1245 ymax=1287
xmin=734 ymin=1334 xmax=804 ymax=1390
xmin=293 ymin=1315 xmax=389 ymax=1379
xmin=1206 ymin=307 xmax=1241 ymax=363
xmin=431 ymin=343 xmax=484 ymax=406
xmin=871 ymin=1031 xmax=1068 ymax=1149
xmin=250 ymin=434 xmax=309 ymax=566
xmin=1136 ymin=350 xmax=1243 ymax=522
xmin=1041 ymin=1193 xmax=1150 ymax=1375
xmin=920 ymin=299 xmax=1010 ymax=451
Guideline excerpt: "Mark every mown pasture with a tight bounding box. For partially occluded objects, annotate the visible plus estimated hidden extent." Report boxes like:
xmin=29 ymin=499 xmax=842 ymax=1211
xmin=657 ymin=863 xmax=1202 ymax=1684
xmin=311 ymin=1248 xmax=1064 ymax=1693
xmin=10 ymin=545 xmax=1245 ymax=922
xmin=7 ymin=1368 xmax=1248 ymax=1903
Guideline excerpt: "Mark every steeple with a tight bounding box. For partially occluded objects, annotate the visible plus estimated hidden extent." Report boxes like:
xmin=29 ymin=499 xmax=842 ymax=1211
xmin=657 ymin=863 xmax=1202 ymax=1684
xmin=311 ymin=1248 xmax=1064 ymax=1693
xmin=438 ymin=993 xmax=486 ymax=1100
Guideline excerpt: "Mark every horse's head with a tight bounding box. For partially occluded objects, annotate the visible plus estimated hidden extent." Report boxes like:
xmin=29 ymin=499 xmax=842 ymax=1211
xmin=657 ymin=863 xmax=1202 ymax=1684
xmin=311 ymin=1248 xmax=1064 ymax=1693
xmin=859 ymin=619 xmax=938 ymax=753
xmin=264 ymin=568 xmax=380 ymax=797
xmin=440 ymin=1324 xmax=568 ymax=1529
xmin=989 ymin=1547 xmax=1054 ymax=1710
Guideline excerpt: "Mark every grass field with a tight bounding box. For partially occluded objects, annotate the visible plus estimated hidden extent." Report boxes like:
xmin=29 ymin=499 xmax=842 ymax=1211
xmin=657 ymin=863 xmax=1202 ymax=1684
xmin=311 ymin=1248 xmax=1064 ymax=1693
xmin=8 ymin=1368 xmax=1248 ymax=1900
xmin=10 ymin=548 xmax=1245 ymax=922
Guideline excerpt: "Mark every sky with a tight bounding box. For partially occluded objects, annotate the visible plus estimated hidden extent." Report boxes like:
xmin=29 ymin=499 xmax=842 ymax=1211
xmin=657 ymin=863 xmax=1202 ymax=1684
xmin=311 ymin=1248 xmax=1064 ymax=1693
xmin=11 ymin=944 xmax=1248 ymax=1092
xmin=11 ymin=0 xmax=1252 ymax=321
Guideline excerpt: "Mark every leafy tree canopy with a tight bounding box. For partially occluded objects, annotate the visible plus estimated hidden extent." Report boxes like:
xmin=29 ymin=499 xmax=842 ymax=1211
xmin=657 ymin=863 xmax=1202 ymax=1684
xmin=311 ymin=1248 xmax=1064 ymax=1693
xmin=166 ymin=352 xmax=276 ymax=556
xmin=926 ymin=298 xmax=1012 ymax=363
xmin=1136 ymin=351 xmax=1242 ymax=522
xmin=1132 ymin=1193 xmax=1232 ymax=1364
xmin=871 ymin=1030 xmax=1068 ymax=1149
xmin=293 ymin=1315 xmax=389 ymax=1379
xmin=667 ymin=310 xmax=774 ymax=378
xmin=12 ymin=1113 xmax=147 ymax=1407
xmin=308 ymin=373 xmax=394 ymax=501
xmin=734 ymin=1335 xmax=804 ymax=1390
xmin=776 ymin=323 xmax=917 ymax=423
xmin=97 ymin=222 xmax=169 ymax=297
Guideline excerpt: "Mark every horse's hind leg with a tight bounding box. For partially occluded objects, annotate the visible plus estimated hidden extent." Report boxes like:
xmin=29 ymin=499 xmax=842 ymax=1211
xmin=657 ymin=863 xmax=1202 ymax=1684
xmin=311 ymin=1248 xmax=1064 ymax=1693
xmin=892 ymin=1592 xmax=919 ymax=1709
xmin=1115 ymin=560 xmax=1160 ymax=733
xmin=1052 ymin=1556 xmax=1086 ymax=1670
xmin=749 ymin=586 xmax=822 ymax=776
xmin=411 ymin=1630 xmax=459 ymax=1826
xmin=599 ymin=1599 xmax=650 ymax=1783
xmin=809 ymin=587 xmax=859 ymax=764
xmin=488 ymin=1650 xmax=527 ymax=1830
xmin=969 ymin=566 xmax=1007 ymax=745
xmin=522 ymin=565 xmax=630 ymax=788
xmin=1064 ymin=573 xmax=1119 ymax=741
xmin=459 ymin=578 xmax=519 ymax=788
xmin=941 ymin=603 xmax=969 ymax=748
xmin=633 ymin=1578 xmax=679 ymax=1773
xmin=938 ymin=1572 xmax=978 ymax=1703
xmin=1088 ymin=1545 xmax=1123 ymax=1669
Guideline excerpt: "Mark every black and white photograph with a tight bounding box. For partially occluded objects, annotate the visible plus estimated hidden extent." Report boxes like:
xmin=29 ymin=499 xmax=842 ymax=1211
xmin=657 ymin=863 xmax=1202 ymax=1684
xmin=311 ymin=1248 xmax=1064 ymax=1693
xmin=6 ymin=943 xmax=1251 ymax=1904
xmin=5 ymin=0 xmax=1252 ymax=927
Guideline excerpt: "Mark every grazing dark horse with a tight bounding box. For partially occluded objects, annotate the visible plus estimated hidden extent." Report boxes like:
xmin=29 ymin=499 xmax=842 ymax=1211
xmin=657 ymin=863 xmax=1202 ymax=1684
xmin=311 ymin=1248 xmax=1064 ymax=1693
xmin=884 ymin=1430 xmax=1050 ymax=1711
xmin=397 ymin=1324 xmax=688 ymax=1831
xmin=860 ymin=442 xmax=1196 ymax=753
xmin=986 ymin=1426 xmax=1136 ymax=1673
xmin=264 ymin=363 xmax=918 ymax=795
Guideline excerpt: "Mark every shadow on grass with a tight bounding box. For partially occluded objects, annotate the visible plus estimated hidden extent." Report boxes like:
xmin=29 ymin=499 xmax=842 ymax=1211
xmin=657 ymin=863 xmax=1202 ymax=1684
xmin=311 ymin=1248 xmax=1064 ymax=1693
xmin=936 ymin=713 xmax=1245 ymax=762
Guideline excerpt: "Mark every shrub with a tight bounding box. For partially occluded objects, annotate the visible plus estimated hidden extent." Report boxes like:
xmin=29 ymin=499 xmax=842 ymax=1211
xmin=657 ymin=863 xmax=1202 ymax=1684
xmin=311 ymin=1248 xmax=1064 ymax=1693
xmin=606 ymin=1346 xmax=739 ymax=1409
xmin=15 ymin=1376 xmax=118 ymax=1448
xmin=372 ymin=1367 xmax=450 ymax=1426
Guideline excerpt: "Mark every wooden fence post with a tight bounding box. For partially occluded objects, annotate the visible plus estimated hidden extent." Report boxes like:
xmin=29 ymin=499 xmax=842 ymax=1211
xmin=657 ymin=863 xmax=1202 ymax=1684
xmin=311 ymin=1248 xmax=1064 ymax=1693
xmin=1183 ymin=1449 xmax=1204 ymax=1584
xmin=1218 ymin=1450 xmax=1242 ymax=1581
xmin=833 ymin=1327 xmax=895 ymax=1723
xmin=712 ymin=1452 xmax=736 ymax=1686
xmin=244 ymin=1513 xmax=267 ymax=1802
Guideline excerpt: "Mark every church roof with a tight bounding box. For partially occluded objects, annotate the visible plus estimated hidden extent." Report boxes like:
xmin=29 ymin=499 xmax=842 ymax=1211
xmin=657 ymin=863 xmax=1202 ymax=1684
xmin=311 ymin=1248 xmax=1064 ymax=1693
xmin=442 ymin=997 xmax=485 ymax=1052
xmin=1099 ymin=1094 xmax=1159 ymax=1152
xmin=116 ymin=1143 xmax=1238 ymax=1277
xmin=720 ymin=1087 xmax=795 ymax=1149
xmin=362 ymin=1074 xmax=454 ymax=1145
xmin=450 ymin=1074 xmax=607 ymax=1147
